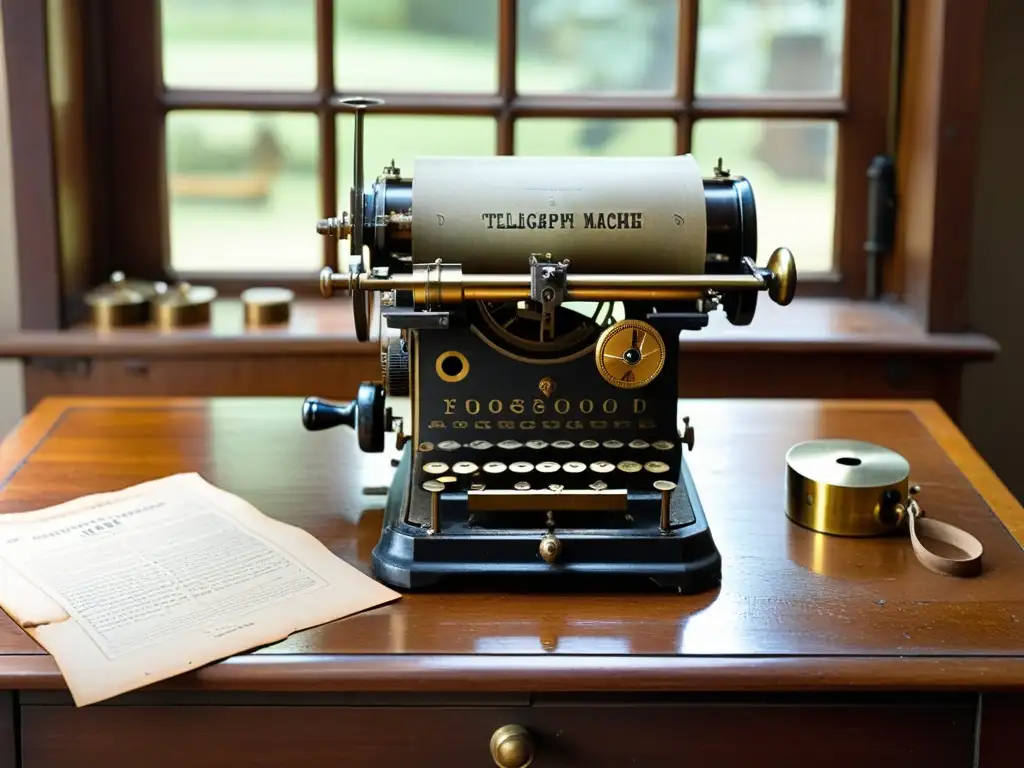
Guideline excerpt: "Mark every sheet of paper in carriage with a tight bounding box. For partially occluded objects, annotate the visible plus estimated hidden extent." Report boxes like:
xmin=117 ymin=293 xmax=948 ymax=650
xmin=0 ymin=472 xmax=399 ymax=706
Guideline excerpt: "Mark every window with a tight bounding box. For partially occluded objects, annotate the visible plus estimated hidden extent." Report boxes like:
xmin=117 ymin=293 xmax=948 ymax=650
xmin=104 ymin=0 xmax=894 ymax=297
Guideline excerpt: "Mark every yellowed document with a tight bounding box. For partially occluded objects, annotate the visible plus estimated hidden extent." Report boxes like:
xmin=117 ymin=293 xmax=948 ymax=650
xmin=0 ymin=473 xmax=400 ymax=706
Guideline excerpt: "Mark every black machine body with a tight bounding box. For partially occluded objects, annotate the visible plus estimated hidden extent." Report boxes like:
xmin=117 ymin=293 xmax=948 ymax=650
xmin=302 ymin=99 xmax=797 ymax=593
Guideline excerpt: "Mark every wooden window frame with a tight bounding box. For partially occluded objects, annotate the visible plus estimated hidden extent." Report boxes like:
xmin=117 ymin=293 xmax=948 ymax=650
xmin=2 ymin=0 xmax=985 ymax=336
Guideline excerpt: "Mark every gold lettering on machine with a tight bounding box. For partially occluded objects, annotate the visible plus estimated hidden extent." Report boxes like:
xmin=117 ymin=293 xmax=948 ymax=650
xmin=301 ymin=96 xmax=797 ymax=593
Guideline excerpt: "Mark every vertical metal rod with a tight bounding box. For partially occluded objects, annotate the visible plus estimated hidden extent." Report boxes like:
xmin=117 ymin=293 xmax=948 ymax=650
xmin=655 ymin=480 xmax=677 ymax=533
xmin=349 ymin=107 xmax=365 ymax=274
xmin=423 ymin=479 xmax=444 ymax=535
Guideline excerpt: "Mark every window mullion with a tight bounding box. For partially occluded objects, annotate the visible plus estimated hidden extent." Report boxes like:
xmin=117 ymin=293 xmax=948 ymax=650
xmin=497 ymin=0 xmax=516 ymax=155
xmin=676 ymin=0 xmax=699 ymax=154
xmin=316 ymin=0 xmax=337 ymax=270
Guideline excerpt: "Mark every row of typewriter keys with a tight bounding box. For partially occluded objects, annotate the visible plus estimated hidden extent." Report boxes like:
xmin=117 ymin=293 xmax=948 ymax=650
xmin=422 ymin=459 xmax=672 ymax=477
xmin=417 ymin=438 xmax=678 ymax=489
xmin=418 ymin=438 xmax=676 ymax=452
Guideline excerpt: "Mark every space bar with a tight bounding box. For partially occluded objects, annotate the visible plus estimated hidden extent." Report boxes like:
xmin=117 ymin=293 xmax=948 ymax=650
xmin=465 ymin=489 xmax=628 ymax=512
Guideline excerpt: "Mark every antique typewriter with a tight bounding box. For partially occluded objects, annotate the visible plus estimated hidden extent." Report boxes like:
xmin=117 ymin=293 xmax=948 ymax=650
xmin=302 ymin=98 xmax=797 ymax=592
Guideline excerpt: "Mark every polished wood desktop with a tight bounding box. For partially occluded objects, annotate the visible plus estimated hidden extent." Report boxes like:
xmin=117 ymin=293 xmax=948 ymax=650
xmin=0 ymin=397 xmax=1020 ymax=767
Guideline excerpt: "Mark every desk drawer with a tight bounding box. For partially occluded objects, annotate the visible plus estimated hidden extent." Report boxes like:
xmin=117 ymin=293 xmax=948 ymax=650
xmin=21 ymin=698 xmax=975 ymax=767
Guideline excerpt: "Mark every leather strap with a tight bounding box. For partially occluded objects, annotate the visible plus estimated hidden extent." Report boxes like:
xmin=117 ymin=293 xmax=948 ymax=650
xmin=907 ymin=505 xmax=984 ymax=578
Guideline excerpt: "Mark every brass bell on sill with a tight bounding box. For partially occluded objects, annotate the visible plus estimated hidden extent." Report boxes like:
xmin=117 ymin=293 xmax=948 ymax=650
xmin=151 ymin=282 xmax=218 ymax=331
xmin=84 ymin=271 xmax=168 ymax=331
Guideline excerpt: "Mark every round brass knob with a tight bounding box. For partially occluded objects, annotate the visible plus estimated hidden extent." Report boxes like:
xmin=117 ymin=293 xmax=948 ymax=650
xmin=490 ymin=724 xmax=534 ymax=768
xmin=765 ymin=247 xmax=797 ymax=306
xmin=538 ymin=533 xmax=561 ymax=564
xmin=319 ymin=266 xmax=336 ymax=298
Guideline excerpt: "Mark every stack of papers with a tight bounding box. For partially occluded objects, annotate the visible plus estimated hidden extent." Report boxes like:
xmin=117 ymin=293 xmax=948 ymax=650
xmin=0 ymin=473 xmax=400 ymax=705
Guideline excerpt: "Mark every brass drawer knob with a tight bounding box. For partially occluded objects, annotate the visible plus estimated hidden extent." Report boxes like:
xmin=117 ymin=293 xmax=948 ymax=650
xmin=490 ymin=724 xmax=534 ymax=768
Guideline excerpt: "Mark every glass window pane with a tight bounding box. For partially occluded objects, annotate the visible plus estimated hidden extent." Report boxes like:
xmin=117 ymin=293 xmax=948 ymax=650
xmin=166 ymin=111 xmax=321 ymax=274
xmin=695 ymin=0 xmax=845 ymax=98
xmin=335 ymin=0 xmax=498 ymax=93
xmin=692 ymin=119 xmax=836 ymax=273
xmin=517 ymin=0 xmax=678 ymax=95
xmin=515 ymin=119 xmax=676 ymax=156
xmin=161 ymin=0 xmax=317 ymax=90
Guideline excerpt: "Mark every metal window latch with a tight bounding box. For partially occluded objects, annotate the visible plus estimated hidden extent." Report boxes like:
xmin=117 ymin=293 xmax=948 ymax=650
xmin=865 ymin=154 xmax=896 ymax=299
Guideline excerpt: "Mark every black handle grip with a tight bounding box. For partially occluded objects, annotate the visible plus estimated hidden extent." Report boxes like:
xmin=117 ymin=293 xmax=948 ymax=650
xmin=302 ymin=397 xmax=356 ymax=432
xmin=301 ymin=384 xmax=386 ymax=453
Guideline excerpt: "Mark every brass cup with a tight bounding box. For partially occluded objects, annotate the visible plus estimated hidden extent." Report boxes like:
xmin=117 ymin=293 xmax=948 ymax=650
xmin=785 ymin=439 xmax=910 ymax=537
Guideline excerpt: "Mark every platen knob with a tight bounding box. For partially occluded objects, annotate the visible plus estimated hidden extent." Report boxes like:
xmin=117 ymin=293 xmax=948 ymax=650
xmin=765 ymin=247 xmax=797 ymax=306
xmin=490 ymin=724 xmax=534 ymax=768
xmin=301 ymin=382 xmax=386 ymax=453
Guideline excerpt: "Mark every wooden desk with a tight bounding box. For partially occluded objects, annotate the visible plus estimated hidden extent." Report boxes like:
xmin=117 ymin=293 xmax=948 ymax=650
xmin=0 ymin=397 xmax=1021 ymax=767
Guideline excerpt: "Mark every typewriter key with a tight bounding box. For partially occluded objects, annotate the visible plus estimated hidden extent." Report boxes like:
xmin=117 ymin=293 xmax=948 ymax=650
xmin=422 ymin=480 xmax=445 ymax=493
xmin=589 ymin=480 xmax=609 ymax=491
xmin=525 ymin=439 xmax=548 ymax=450
xmin=548 ymin=484 xmax=564 ymax=492
xmin=452 ymin=461 xmax=479 ymax=475
xmin=498 ymin=440 xmax=523 ymax=450
xmin=552 ymin=440 xmax=574 ymax=449
xmin=483 ymin=461 xmax=508 ymax=474
xmin=514 ymin=481 xmax=531 ymax=491
xmin=579 ymin=439 xmax=600 ymax=449
xmin=603 ymin=439 xmax=624 ymax=449
xmin=617 ymin=461 xmax=643 ymax=473
xmin=652 ymin=440 xmax=674 ymax=451
xmin=563 ymin=461 xmax=587 ymax=474
xmin=470 ymin=483 xmax=486 ymax=491
xmin=423 ymin=461 xmax=449 ymax=474
xmin=469 ymin=440 xmax=493 ymax=450
xmin=438 ymin=440 xmax=461 ymax=451
xmin=438 ymin=476 xmax=458 ymax=484
xmin=510 ymin=461 xmax=534 ymax=474
xmin=644 ymin=461 xmax=670 ymax=473
xmin=418 ymin=442 xmax=435 ymax=452
xmin=536 ymin=461 xmax=560 ymax=474
xmin=590 ymin=461 xmax=616 ymax=474
xmin=629 ymin=439 xmax=650 ymax=450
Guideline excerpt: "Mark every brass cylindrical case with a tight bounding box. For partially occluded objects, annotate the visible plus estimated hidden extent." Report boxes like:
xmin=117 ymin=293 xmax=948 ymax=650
xmin=85 ymin=272 xmax=166 ymax=331
xmin=89 ymin=299 xmax=149 ymax=331
xmin=785 ymin=439 xmax=910 ymax=537
xmin=152 ymin=283 xmax=218 ymax=330
xmin=241 ymin=287 xmax=294 ymax=327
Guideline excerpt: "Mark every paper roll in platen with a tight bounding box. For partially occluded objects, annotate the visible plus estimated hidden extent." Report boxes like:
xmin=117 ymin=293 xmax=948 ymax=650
xmin=412 ymin=155 xmax=709 ymax=274
xmin=0 ymin=473 xmax=400 ymax=706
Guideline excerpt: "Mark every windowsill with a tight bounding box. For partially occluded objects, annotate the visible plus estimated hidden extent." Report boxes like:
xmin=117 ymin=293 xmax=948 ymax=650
xmin=0 ymin=297 xmax=1000 ymax=360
